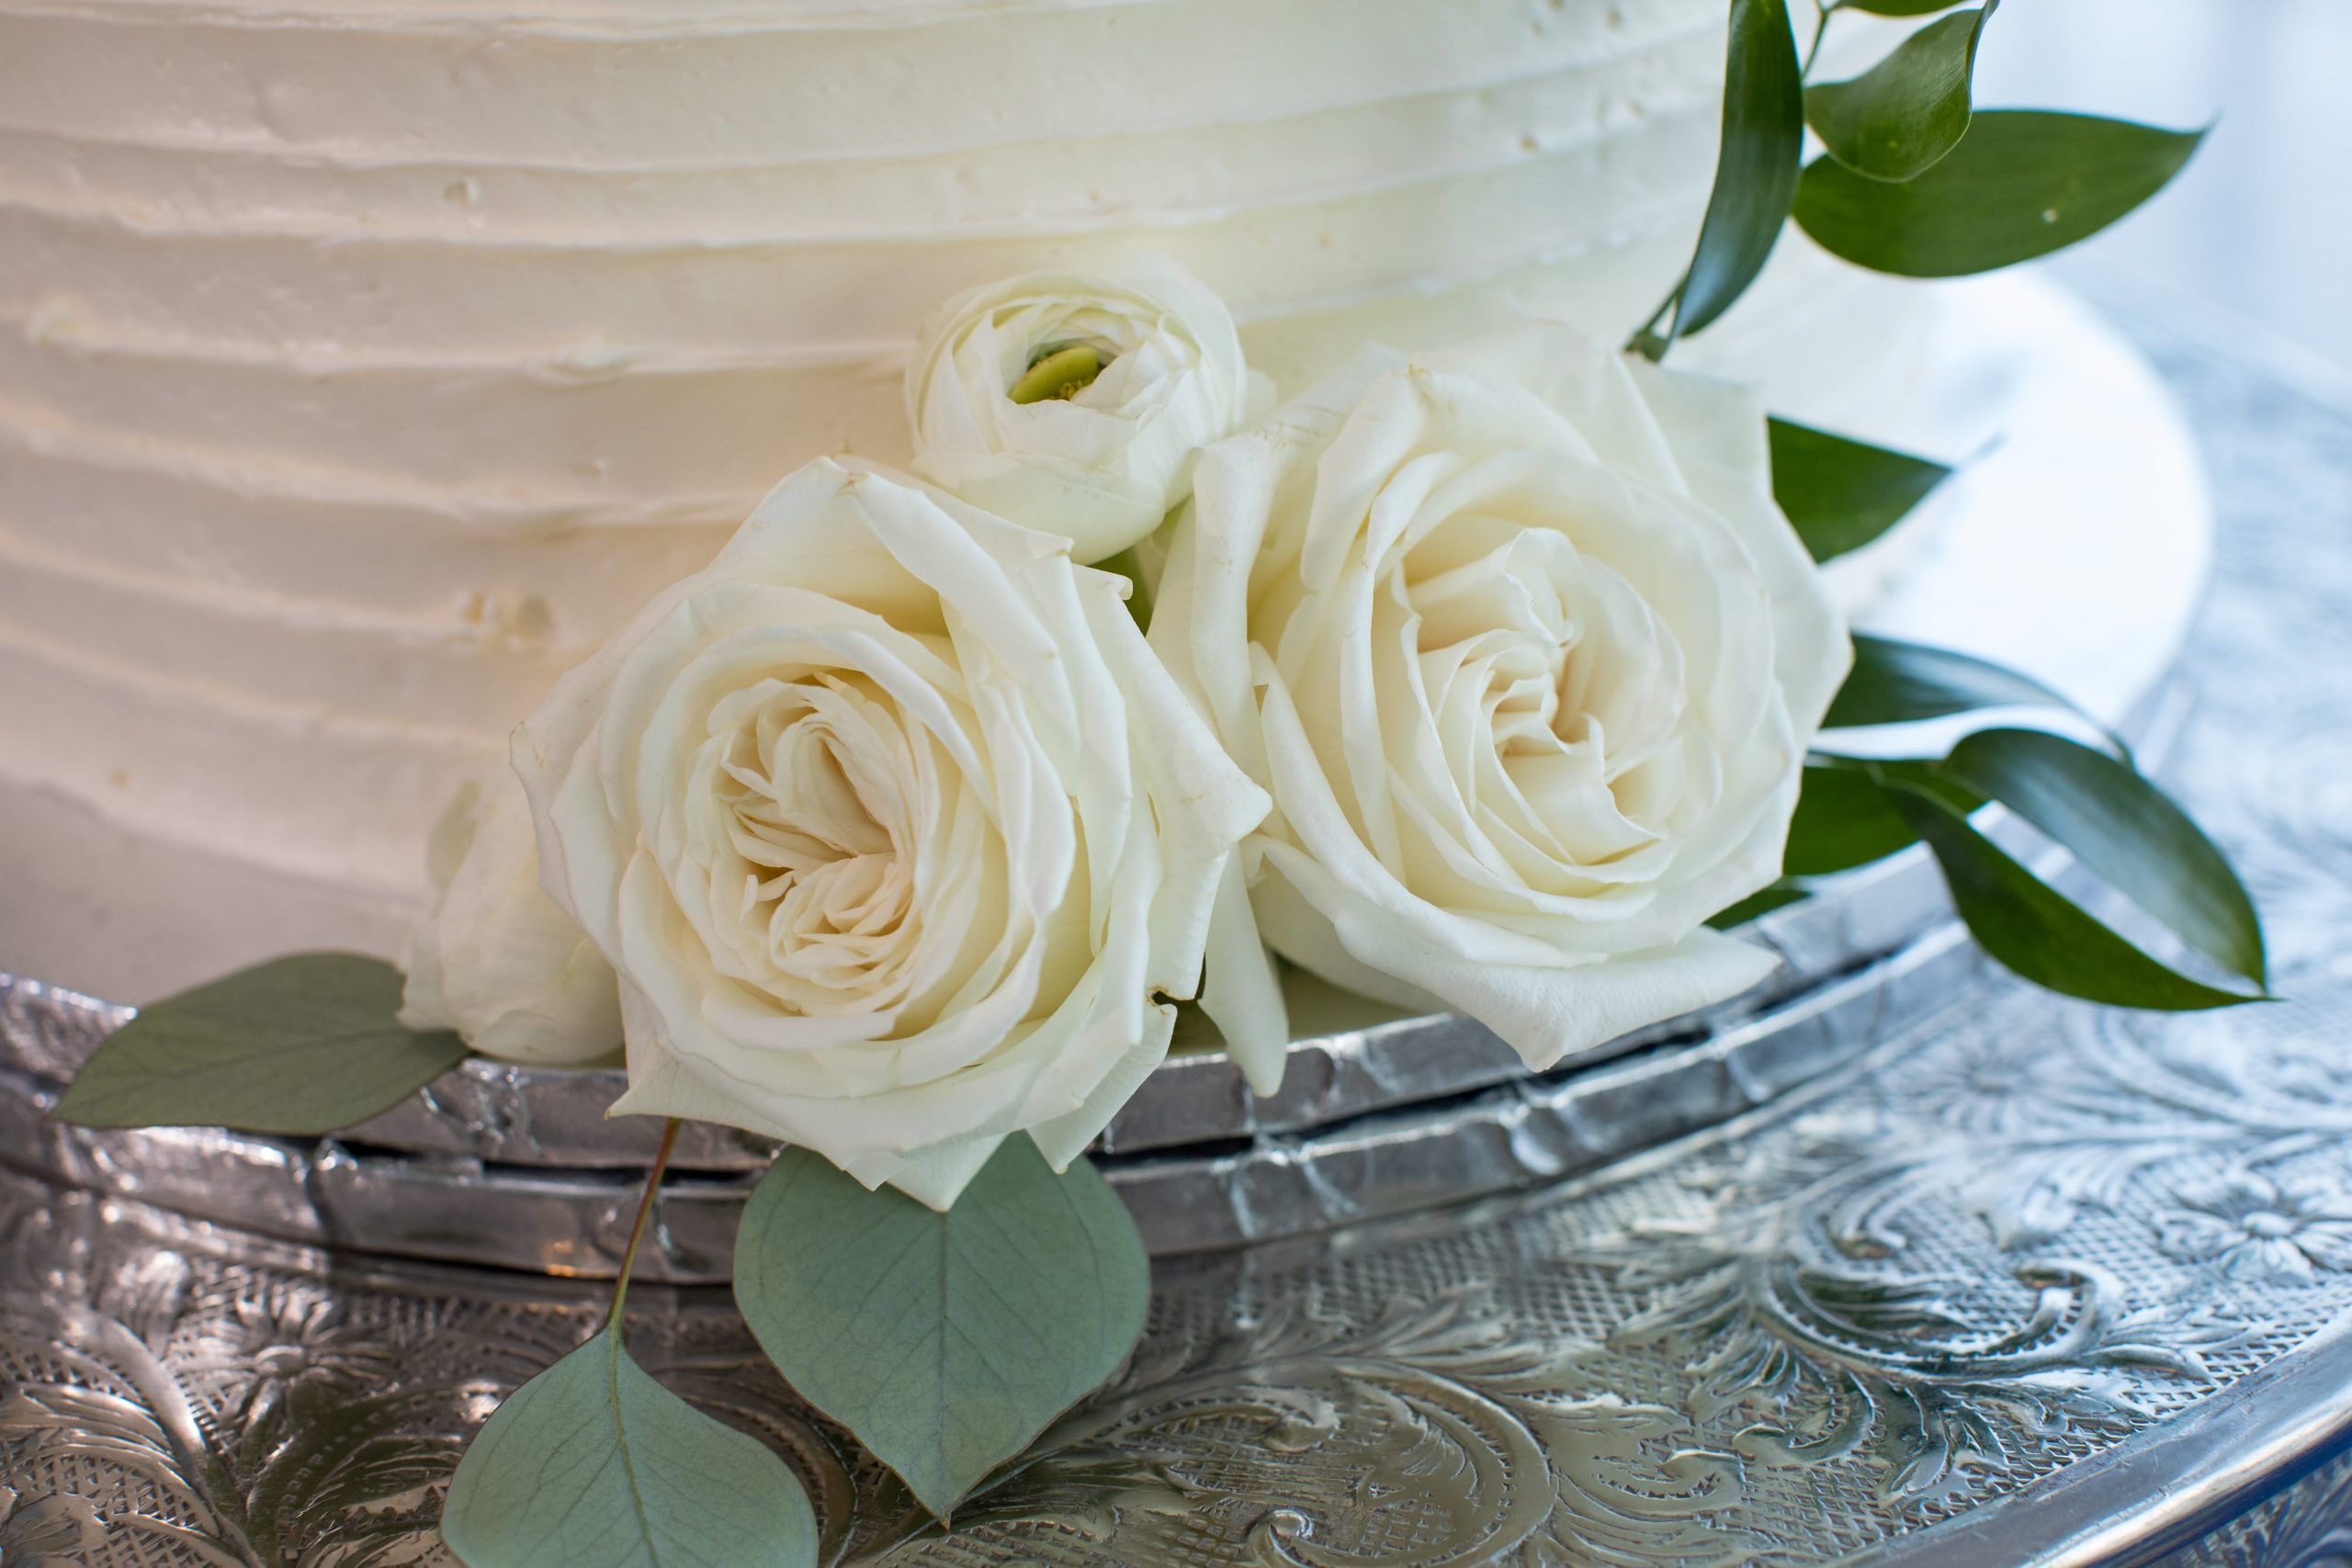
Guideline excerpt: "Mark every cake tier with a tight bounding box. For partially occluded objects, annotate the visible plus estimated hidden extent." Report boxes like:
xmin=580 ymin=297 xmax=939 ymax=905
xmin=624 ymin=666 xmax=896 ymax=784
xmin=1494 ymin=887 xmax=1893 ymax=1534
xmin=0 ymin=0 xmax=1941 ymax=1002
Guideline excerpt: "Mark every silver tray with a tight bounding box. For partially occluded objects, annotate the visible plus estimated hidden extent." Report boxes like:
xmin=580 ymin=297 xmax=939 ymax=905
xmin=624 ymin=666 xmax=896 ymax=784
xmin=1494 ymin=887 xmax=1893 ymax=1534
xmin=0 ymin=919 xmax=1981 ymax=1276
xmin=4 ymin=278 xmax=2344 ymax=1568
xmin=0 ymin=818 xmax=1963 ymax=1172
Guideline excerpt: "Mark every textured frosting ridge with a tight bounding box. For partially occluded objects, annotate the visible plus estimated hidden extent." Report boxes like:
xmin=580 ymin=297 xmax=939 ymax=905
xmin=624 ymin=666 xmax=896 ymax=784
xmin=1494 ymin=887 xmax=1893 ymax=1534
xmin=0 ymin=0 xmax=1911 ymax=970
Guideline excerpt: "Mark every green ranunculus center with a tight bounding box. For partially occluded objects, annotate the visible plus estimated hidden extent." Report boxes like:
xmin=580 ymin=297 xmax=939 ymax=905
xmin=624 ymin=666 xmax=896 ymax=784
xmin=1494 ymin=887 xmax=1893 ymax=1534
xmin=1009 ymin=344 xmax=1103 ymax=404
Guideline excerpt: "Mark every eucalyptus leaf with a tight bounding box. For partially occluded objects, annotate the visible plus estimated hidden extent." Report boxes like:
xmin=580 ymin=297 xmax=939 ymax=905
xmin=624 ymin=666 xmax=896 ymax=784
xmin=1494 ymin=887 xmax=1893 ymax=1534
xmin=1806 ymin=5 xmax=1994 ymax=182
xmin=1888 ymin=784 xmax=2260 ymax=1010
xmin=733 ymin=1138 xmax=1149 ymax=1521
xmin=1636 ymin=0 xmax=1804 ymax=354
xmin=1784 ymin=763 xmax=1919 ymax=875
xmin=1941 ymin=728 xmax=2267 ymax=988
xmin=1769 ymin=418 xmax=1953 ymax=562
xmin=1824 ymin=635 xmax=2086 ymax=733
xmin=1794 ymin=110 xmax=2206 ymax=276
xmin=51 ymin=953 xmax=469 ymax=1135
xmin=442 ymin=1326 xmax=816 ymax=1568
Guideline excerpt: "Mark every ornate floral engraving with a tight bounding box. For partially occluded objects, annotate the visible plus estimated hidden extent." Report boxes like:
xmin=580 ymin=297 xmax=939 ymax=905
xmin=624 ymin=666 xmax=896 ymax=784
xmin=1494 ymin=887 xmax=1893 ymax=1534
xmin=0 ymin=1275 xmax=468 ymax=1567
xmin=0 ymin=1483 xmax=107 ymax=1566
xmin=834 ymin=1285 xmax=1751 ymax=1567
xmin=2155 ymin=1169 xmax=2352 ymax=1284
xmin=1574 ymin=1154 xmax=2234 ymax=1506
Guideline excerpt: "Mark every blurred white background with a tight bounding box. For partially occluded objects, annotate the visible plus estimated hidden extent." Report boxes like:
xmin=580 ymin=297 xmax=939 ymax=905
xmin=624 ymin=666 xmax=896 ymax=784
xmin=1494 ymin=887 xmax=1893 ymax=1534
xmin=1968 ymin=0 xmax=2352 ymax=385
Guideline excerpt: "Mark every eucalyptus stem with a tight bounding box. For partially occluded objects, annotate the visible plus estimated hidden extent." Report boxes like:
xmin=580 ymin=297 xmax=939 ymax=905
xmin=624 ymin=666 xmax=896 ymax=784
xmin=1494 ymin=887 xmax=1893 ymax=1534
xmin=607 ymin=1117 xmax=684 ymax=1331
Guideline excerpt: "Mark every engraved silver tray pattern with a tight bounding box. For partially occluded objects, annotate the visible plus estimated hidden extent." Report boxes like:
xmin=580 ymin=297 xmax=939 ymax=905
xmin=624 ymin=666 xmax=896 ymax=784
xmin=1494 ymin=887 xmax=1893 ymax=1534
xmin=6 ymin=302 xmax=2352 ymax=1565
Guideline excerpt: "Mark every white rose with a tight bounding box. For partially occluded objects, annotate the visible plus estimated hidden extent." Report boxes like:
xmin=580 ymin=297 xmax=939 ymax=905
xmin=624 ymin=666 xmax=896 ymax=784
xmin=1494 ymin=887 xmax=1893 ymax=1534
xmin=514 ymin=457 xmax=1269 ymax=1208
xmin=398 ymin=773 xmax=622 ymax=1065
xmin=906 ymin=255 xmax=1261 ymax=565
xmin=1154 ymin=325 xmax=1850 ymax=1089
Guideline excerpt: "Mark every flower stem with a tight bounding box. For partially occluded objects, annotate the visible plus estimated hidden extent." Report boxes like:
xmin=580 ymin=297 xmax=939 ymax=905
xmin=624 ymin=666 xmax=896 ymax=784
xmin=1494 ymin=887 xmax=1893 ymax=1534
xmin=607 ymin=1118 xmax=683 ymax=1333
xmin=1803 ymin=0 xmax=1832 ymax=78
xmin=1627 ymin=285 xmax=1681 ymax=363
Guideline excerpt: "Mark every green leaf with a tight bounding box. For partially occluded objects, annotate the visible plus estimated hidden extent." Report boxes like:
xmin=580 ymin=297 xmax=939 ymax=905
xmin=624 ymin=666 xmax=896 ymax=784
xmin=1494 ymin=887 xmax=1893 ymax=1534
xmin=1769 ymin=418 xmax=1953 ymax=561
xmin=1807 ymin=5 xmax=1994 ymax=182
xmin=1709 ymin=884 xmax=1808 ymax=930
xmin=442 ymin=1326 xmax=816 ymax=1568
xmin=1824 ymin=635 xmax=2085 ymax=732
xmin=1784 ymin=763 xmax=1919 ymax=874
xmin=1097 ymin=545 xmax=1154 ymax=632
xmin=1637 ymin=0 xmax=1804 ymax=353
xmin=1941 ymin=728 xmax=2267 ymax=988
xmin=1887 ymin=784 xmax=2258 ymax=1010
xmin=1794 ymin=110 xmax=2206 ymax=276
xmin=51 ymin=953 xmax=469 ymax=1135
xmin=1834 ymin=0 xmax=1968 ymax=13
xmin=733 ymin=1138 xmax=1149 ymax=1520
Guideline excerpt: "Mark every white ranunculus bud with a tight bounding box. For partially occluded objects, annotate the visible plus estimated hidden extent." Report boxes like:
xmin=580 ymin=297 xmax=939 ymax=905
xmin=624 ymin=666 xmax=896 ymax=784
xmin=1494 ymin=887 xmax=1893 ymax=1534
xmin=513 ymin=457 xmax=1268 ymax=1209
xmin=1154 ymin=324 xmax=1851 ymax=1089
xmin=397 ymin=773 xmax=622 ymax=1064
xmin=906 ymin=255 xmax=1260 ymax=565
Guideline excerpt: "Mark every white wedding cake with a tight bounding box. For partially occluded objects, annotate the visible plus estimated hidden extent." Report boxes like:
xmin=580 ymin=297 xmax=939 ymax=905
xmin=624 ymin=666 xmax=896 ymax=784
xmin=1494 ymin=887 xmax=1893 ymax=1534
xmin=0 ymin=0 xmax=1928 ymax=999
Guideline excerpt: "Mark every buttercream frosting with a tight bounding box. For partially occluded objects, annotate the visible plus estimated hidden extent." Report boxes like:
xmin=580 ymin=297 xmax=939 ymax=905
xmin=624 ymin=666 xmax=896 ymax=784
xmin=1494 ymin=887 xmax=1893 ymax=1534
xmin=0 ymin=0 xmax=1928 ymax=995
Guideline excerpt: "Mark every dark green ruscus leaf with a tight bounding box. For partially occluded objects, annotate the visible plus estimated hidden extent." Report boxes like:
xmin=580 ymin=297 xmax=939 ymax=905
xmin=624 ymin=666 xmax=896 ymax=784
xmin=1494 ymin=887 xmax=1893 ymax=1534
xmin=1634 ymin=0 xmax=1804 ymax=355
xmin=1794 ymin=109 xmax=2206 ymax=276
xmin=1940 ymin=728 xmax=2267 ymax=989
xmin=1887 ymin=784 xmax=2260 ymax=1010
xmin=1769 ymin=418 xmax=1953 ymax=562
xmin=1824 ymin=634 xmax=2086 ymax=733
xmin=1709 ymin=884 xmax=1810 ymax=930
xmin=1806 ymin=4 xmax=1996 ymax=182
xmin=1783 ymin=763 xmax=1921 ymax=875
xmin=1834 ymin=0 xmax=1970 ymax=14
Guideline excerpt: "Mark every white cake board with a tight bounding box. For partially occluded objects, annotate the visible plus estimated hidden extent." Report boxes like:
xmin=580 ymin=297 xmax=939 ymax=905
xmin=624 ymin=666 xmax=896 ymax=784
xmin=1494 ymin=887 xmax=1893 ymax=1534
xmin=1844 ymin=272 xmax=2213 ymax=742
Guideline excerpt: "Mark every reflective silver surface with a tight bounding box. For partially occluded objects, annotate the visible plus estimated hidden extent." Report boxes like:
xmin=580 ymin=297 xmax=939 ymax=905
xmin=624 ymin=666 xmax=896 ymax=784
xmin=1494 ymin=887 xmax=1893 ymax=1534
xmin=11 ymin=943 xmax=2352 ymax=1564
xmin=0 ymin=921 xmax=1986 ymax=1273
xmin=0 ymin=818 xmax=1974 ymax=1175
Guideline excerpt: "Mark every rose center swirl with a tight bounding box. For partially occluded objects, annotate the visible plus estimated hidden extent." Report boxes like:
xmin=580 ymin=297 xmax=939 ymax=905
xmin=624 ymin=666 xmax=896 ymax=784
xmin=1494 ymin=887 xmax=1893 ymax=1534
xmin=702 ymin=671 xmax=924 ymax=1008
xmin=1395 ymin=519 xmax=1694 ymax=871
